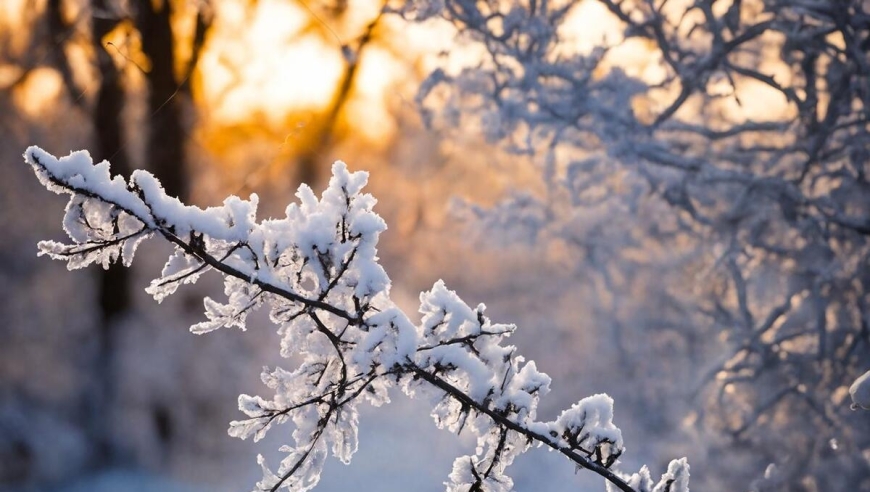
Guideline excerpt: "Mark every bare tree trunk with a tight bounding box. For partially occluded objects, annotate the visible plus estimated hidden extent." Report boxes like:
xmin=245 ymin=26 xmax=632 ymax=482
xmin=136 ymin=0 xmax=188 ymax=201
xmin=89 ymin=0 xmax=131 ymax=464
xmin=46 ymin=0 xmax=84 ymax=107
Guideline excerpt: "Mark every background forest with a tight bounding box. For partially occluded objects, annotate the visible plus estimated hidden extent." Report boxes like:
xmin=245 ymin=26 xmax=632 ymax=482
xmin=2 ymin=0 xmax=870 ymax=491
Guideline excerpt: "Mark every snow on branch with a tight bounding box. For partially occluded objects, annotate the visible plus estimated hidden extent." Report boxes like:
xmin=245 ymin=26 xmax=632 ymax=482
xmin=24 ymin=146 xmax=688 ymax=492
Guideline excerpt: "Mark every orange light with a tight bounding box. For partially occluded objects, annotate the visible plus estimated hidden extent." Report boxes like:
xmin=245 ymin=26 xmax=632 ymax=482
xmin=13 ymin=68 xmax=64 ymax=118
xmin=196 ymin=0 xmax=344 ymax=125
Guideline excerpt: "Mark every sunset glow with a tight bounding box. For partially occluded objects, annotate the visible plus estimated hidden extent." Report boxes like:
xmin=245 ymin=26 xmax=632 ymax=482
xmin=4 ymin=0 xmax=799 ymax=158
xmin=196 ymin=0 xmax=345 ymax=124
xmin=13 ymin=68 xmax=64 ymax=118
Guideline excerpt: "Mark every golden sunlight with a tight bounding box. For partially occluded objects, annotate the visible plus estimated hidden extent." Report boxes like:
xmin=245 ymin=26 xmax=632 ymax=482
xmin=0 ymin=0 xmax=27 ymax=18
xmin=196 ymin=0 xmax=345 ymax=125
xmin=0 ymin=0 xmax=31 ymax=54
xmin=12 ymin=67 xmax=64 ymax=118
xmin=346 ymin=46 xmax=404 ymax=141
xmin=559 ymin=0 xmax=623 ymax=54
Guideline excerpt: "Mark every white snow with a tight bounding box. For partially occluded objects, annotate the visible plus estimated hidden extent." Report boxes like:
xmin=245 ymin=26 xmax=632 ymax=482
xmin=850 ymin=369 xmax=870 ymax=410
xmin=25 ymin=146 xmax=688 ymax=492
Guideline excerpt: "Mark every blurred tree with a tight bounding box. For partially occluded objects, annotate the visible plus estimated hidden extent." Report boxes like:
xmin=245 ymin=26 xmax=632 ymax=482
xmin=407 ymin=0 xmax=870 ymax=489
xmin=88 ymin=0 xmax=135 ymax=463
xmin=11 ymin=0 xmax=214 ymax=476
xmin=135 ymin=0 xmax=187 ymax=200
xmin=295 ymin=5 xmax=384 ymax=189
xmin=191 ymin=0 xmax=395 ymax=192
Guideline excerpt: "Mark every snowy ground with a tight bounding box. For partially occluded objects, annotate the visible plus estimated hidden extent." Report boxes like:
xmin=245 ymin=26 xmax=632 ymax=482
xmin=22 ymin=390 xmax=608 ymax=492
xmin=55 ymin=470 xmax=204 ymax=492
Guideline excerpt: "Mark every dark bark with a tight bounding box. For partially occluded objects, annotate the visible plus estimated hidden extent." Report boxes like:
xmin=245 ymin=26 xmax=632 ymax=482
xmin=136 ymin=0 xmax=188 ymax=201
xmin=46 ymin=0 xmax=85 ymax=107
xmin=89 ymin=0 xmax=131 ymax=464
xmin=92 ymin=2 xmax=131 ymax=326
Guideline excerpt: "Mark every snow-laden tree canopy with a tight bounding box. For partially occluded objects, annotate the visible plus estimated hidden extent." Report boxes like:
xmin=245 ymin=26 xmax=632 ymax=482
xmin=397 ymin=0 xmax=870 ymax=487
xmin=24 ymin=146 xmax=689 ymax=492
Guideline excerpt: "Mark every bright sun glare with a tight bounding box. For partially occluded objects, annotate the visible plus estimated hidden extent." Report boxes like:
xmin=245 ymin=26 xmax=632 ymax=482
xmin=198 ymin=0 xmax=344 ymax=123
xmin=196 ymin=0 xmax=413 ymax=142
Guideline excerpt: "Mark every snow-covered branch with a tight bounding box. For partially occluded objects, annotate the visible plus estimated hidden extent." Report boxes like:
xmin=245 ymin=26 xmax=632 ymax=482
xmin=24 ymin=146 xmax=688 ymax=492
